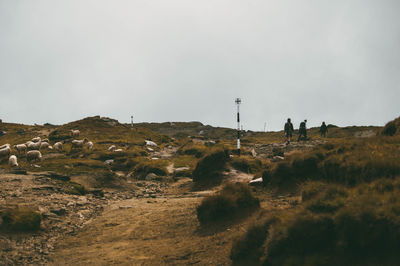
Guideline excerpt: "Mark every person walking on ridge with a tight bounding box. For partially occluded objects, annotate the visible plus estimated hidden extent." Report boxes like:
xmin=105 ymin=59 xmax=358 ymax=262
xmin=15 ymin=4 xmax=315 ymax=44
xmin=284 ymin=118 xmax=294 ymax=144
xmin=298 ymin=119 xmax=307 ymax=141
xmin=320 ymin=121 xmax=328 ymax=137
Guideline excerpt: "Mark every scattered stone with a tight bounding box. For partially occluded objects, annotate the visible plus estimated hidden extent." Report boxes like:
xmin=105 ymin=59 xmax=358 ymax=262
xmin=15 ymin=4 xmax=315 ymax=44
xmin=174 ymin=167 xmax=190 ymax=174
xmin=145 ymin=173 xmax=158 ymax=181
xmin=145 ymin=140 xmax=157 ymax=147
xmin=50 ymin=208 xmax=66 ymax=216
xmin=119 ymin=205 xmax=133 ymax=209
xmin=104 ymin=159 xmax=114 ymax=166
xmin=249 ymin=177 xmax=263 ymax=186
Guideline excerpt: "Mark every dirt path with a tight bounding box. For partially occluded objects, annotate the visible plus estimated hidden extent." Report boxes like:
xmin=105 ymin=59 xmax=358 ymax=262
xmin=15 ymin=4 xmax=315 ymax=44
xmin=49 ymin=192 xmax=248 ymax=265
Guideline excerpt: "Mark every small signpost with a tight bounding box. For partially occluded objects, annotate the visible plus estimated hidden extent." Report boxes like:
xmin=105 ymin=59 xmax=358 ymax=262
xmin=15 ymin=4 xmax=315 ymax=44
xmin=235 ymin=98 xmax=241 ymax=156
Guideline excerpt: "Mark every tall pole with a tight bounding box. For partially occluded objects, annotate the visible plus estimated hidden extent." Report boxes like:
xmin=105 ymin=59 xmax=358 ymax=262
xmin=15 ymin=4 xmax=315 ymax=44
xmin=131 ymin=115 xmax=133 ymax=127
xmin=235 ymin=98 xmax=241 ymax=156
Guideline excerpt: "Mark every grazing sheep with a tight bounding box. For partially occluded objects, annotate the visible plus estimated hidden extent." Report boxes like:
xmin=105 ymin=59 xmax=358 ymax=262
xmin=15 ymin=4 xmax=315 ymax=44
xmin=26 ymin=150 xmax=42 ymax=163
xmin=40 ymin=142 xmax=50 ymax=150
xmin=114 ymin=148 xmax=124 ymax=152
xmin=71 ymin=138 xmax=88 ymax=149
xmin=13 ymin=144 xmax=27 ymax=154
xmin=0 ymin=146 xmax=11 ymax=158
xmin=8 ymin=155 xmax=18 ymax=167
xmin=0 ymin=143 xmax=10 ymax=149
xmin=31 ymin=137 xmax=41 ymax=143
xmin=53 ymin=141 xmax=63 ymax=151
xmin=27 ymin=141 xmax=41 ymax=151
xmin=87 ymin=141 xmax=94 ymax=150
xmin=71 ymin=130 xmax=80 ymax=138
xmin=108 ymin=145 xmax=116 ymax=151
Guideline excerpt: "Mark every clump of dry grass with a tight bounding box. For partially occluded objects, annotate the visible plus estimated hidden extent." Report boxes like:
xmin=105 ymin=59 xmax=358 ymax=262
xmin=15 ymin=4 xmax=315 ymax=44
xmin=197 ymin=183 xmax=260 ymax=225
xmin=1 ymin=208 xmax=42 ymax=232
xmin=192 ymin=149 xmax=229 ymax=185
xmin=232 ymin=179 xmax=400 ymax=266
xmin=262 ymin=136 xmax=400 ymax=188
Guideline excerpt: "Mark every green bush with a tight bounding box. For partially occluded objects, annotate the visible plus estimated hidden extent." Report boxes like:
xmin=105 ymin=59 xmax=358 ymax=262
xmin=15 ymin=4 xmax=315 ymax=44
xmin=192 ymin=149 xmax=229 ymax=184
xmin=1 ymin=209 xmax=41 ymax=232
xmin=197 ymin=183 xmax=260 ymax=225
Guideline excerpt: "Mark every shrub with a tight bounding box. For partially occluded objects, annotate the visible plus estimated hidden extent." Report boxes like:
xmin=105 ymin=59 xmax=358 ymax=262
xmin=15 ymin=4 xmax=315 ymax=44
xmin=381 ymin=121 xmax=397 ymax=136
xmin=248 ymin=179 xmax=400 ymax=265
xmin=1 ymin=209 xmax=41 ymax=232
xmin=262 ymin=137 xmax=400 ymax=188
xmin=192 ymin=149 xmax=229 ymax=184
xmin=230 ymin=218 xmax=277 ymax=265
xmin=197 ymin=183 xmax=260 ymax=225
xmin=133 ymin=161 xmax=167 ymax=179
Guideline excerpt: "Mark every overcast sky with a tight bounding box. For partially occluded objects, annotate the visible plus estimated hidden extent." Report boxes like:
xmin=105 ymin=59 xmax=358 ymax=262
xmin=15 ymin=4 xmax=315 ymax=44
xmin=0 ymin=0 xmax=399 ymax=131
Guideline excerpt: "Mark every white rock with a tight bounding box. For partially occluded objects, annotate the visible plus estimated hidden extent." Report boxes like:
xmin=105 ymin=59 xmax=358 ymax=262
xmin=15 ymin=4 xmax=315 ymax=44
xmin=145 ymin=140 xmax=157 ymax=147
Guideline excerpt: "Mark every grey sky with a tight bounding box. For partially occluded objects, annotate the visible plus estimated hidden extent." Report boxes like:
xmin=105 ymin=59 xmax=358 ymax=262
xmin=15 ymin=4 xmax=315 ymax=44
xmin=0 ymin=0 xmax=399 ymax=131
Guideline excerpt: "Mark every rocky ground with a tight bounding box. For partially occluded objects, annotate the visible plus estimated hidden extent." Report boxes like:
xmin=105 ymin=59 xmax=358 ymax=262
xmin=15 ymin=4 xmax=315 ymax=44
xmin=0 ymin=140 xmax=320 ymax=265
xmin=0 ymin=169 xmax=169 ymax=265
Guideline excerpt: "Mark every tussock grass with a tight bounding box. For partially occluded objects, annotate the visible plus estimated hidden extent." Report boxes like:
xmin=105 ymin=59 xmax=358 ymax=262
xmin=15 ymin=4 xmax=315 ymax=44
xmin=232 ymin=179 xmax=400 ymax=265
xmin=132 ymin=159 xmax=168 ymax=179
xmin=197 ymin=183 xmax=260 ymax=225
xmin=230 ymin=156 xmax=267 ymax=176
xmin=1 ymin=208 xmax=41 ymax=232
xmin=192 ymin=149 xmax=229 ymax=184
xmin=379 ymin=116 xmax=399 ymax=136
xmin=263 ymin=136 xmax=400 ymax=188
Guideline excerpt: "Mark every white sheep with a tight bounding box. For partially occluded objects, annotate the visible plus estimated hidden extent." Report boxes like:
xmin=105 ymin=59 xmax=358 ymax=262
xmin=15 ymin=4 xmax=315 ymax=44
xmin=26 ymin=150 xmax=42 ymax=163
xmin=71 ymin=130 xmax=80 ymax=138
xmin=53 ymin=141 xmax=63 ymax=151
xmin=0 ymin=146 xmax=11 ymax=158
xmin=40 ymin=142 xmax=50 ymax=150
xmin=27 ymin=141 xmax=41 ymax=151
xmin=13 ymin=144 xmax=27 ymax=154
xmin=108 ymin=145 xmax=116 ymax=151
xmin=87 ymin=141 xmax=94 ymax=150
xmin=114 ymin=148 xmax=124 ymax=152
xmin=71 ymin=138 xmax=88 ymax=149
xmin=31 ymin=137 xmax=41 ymax=143
xmin=8 ymin=155 xmax=18 ymax=167
xmin=0 ymin=143 xmax=10 ymax=149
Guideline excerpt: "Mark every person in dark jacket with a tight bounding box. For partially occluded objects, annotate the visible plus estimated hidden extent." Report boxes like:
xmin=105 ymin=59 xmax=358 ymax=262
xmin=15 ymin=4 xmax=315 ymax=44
xmin=298 ymin=120 xmax=307 ymax=141
xmin=320 ymin=121 xmax=328 ymax=137
xmin=284 ymin=118 xmax=294 ymax=143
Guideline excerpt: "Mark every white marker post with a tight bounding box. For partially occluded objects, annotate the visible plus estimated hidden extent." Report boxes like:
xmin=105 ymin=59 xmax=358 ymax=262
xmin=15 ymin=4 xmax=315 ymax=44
xmin=235 ymin=98 xmax=241 ymax=156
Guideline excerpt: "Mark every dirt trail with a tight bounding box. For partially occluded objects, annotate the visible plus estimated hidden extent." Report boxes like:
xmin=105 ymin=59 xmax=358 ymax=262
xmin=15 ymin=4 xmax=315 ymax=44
xmin=49 ymin=184 xmax=246 ymax=265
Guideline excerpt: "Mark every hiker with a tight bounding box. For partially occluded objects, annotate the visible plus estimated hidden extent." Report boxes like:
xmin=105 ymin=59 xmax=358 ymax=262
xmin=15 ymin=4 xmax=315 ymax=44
xmin=284 ymin=118 xmax=294 ymax=143
xmin=320 ymin=121 xmax=328 ymax=137
xmin=298 ymin=120 xmax=307 ymax=141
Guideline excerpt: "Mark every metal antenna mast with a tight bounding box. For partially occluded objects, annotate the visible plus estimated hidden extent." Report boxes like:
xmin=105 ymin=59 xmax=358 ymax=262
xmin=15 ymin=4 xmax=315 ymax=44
xmin=235 ymin=98 xmax=241 ymax=156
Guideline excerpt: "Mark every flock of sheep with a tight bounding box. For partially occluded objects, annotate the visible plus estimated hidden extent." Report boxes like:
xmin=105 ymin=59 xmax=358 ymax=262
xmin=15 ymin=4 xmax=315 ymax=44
xmin=0 ymin=129 xmax=94 ymax=168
